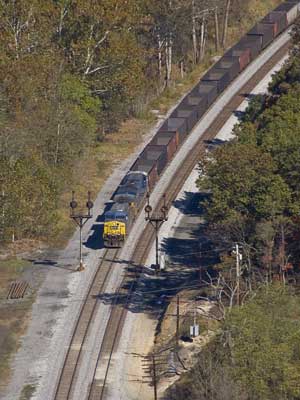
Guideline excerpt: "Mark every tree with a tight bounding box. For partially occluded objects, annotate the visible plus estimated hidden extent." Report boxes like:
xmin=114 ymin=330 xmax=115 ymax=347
xmin=198 ymin=143 xmax=291 ymax=223
xmin=225 ymin=286 xmax=300 ymax=400
xmin=0 ymin=156 xmax=57 ymax=242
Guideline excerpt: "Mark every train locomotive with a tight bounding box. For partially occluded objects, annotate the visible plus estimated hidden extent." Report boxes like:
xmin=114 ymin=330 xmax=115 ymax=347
xmin=103 ymin=1 xmax=300 ymax=248
xmin=103 ymin=171 xmax=148 ymax=247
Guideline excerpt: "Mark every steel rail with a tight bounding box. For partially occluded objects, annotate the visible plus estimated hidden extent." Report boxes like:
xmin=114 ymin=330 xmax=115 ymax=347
xmin=53 ymin=39 xmax=290 ymax=400
xmin=54 ymin=248 xmax=119 ymax=400
xmin=84 ymin=40 xmax=291 ymax=400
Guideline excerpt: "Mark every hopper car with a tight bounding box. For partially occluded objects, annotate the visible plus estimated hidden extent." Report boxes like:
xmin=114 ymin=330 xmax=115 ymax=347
xmin=103 ymin=1 xmax=300 ymax=248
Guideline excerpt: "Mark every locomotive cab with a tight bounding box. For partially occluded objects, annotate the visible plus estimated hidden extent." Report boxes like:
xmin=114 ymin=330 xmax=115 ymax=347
xmin=103 ymin=210 xmax=127 ymax=247
xmin=103 ymin=204 xmax=130 ymax=248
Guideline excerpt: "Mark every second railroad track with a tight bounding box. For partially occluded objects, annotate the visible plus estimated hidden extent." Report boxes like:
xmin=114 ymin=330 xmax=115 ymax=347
xmin=54 ymin=39 xmax=290 ymax=400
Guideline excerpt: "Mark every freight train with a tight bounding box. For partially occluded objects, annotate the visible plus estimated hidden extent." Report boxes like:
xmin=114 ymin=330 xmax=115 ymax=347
xmin=103 ymin=0 xmax=300 ymax=248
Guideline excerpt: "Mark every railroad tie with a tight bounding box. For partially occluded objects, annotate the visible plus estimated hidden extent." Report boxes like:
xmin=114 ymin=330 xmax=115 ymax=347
xmin=7 ymin=281 xmax=29 ymax=300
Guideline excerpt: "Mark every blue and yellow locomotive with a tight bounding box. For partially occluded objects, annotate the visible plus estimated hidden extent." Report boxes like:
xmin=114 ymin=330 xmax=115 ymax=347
xmin=103 ymin=171 xmax=148 ymax=247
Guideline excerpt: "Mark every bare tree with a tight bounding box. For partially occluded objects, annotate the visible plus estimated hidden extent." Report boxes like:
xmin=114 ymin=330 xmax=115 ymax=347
xmin=222 ymin=0 xmax=231 ymax=48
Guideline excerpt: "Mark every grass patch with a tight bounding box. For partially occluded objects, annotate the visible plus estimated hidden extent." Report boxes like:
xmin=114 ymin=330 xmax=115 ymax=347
xmin=19 ymin=384 xmax=36 ymax=400
xmin=0 ymin=259 xmax=32 ymax=299
xmin=0 ymin=259 xmax=34 ymax=393
xmin=0 ymin=300 xmax=35 ymax=388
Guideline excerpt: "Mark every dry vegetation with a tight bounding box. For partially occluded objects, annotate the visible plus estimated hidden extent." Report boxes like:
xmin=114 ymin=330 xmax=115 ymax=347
xmin=0 ymin=259 xmax=36 ymax=392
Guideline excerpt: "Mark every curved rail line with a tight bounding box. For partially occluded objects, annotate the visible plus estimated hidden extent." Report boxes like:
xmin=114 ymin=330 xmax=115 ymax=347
xmin=54 ymin=248 xmax=119 ymax=400
xmin=87 ymin=40 xmax=291 ymax=400
xmin=54 ymin=40 xmax=290 ymax=400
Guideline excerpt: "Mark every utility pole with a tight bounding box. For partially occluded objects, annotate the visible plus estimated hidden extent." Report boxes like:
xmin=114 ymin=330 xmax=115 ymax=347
xmin=198 ymin=242 xmax=202 ymax=284
xmin=152 ymin=354 xmax=158 ymax=400
xmin=144 ymin=193 xmax=168 ymax=274
xmin=233 ymin=244 xmax=242 ymax=305
xmin=69 ymin=191 xmax=93 ymax=271
xmin=176 ymin=295 xmax=180 ymax=348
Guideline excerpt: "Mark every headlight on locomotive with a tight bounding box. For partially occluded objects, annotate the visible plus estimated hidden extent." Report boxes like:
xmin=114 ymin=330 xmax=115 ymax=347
xmin=103 ymin=221 xmax=126 ymax=247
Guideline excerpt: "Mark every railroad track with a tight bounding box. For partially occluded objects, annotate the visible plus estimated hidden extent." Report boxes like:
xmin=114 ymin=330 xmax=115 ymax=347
xmin=54 ymin=248 xmax=119 ymax=400
xmin=54 ymin=40 xmax=290 ymax=400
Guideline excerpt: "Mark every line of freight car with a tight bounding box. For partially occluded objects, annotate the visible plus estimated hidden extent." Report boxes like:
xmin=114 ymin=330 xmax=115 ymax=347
xmin=136 ymin=0 xmax=300 ymax=184
xmin=202 ymin=68 xmax=232 ymax=92
xmin=261 ymin=11 xmax=287 ymax=36
xmin=130 ymin=1 xmax=299 ymax=213
xmin=149 ymin=131 xmax=179 ymax=161
xmin=171 ymin=101 xmax=202 ymax=130
xmin=158 ymin=117 xmax=189 ymax=143
xmin=245 ymin=1 xmax=299 ymax=50
xmin=131 ymin=159 xmax=158 ymax=192
xmin=102 ymin=1 xmax=300 ymax=248
xmin=172 ymin=82 xmax=219 ymax=128
xmin=274 ymin=1 xmax=300 ymax=25
xmin=214 ymin=57 xmax=240 ymax=82
xmin=248 ymin=23 xmax=274 ymax=49
xmin=139 ymin=145 xmax=169 ymax=176
xmin=237 ymin=36 xmax=262 ymax=59
xmin=225 ymin=47 xmax=251 ymax=71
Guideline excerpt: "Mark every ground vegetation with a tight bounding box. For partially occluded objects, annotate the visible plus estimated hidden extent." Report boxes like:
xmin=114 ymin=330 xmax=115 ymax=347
xmin=0 ymin=0 xmax=281 ymax=246
xmin=166 ymin=286 xmax=300 ymax=400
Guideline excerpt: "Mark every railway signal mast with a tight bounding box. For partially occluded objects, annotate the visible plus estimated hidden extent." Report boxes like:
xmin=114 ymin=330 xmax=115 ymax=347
xmin=69 ymin=191 xmax=93 ymax=272
xmin=144 ymin=193 xmax=168 ymax=274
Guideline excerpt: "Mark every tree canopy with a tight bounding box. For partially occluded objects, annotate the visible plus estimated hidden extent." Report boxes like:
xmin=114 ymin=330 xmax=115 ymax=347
xmin=0 ymin=0 xmax=282 ymax=243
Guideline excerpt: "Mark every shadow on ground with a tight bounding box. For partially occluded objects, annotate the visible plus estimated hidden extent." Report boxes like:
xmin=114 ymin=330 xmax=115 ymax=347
xmin=98 ymin=191 xmax=219 ymax=320
xmin=84 ymin=222 xmax=105 ymax=250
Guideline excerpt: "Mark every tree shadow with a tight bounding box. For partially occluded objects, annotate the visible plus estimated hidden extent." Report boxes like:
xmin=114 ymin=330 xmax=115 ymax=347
xmin=172 ymin=192 xmax=209 ymax=216
xmin=97 ymin=192 xmax=219 ymax=325
xmin=204 ymin=138 xmax=227 ymax=151
xmin=233 ymin=110 xmax=246 ymax=120
xmin=241 ymin=92 xmax=257 ymax=100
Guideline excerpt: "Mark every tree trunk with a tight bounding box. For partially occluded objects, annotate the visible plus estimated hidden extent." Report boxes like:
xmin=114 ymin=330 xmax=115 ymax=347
xmin=199 ymin=17 xmax=206 ymax=61
xmin=222 ymin=0 xmax=231 ymax=48
xmin=157 ymin=34 xmax=163 ymax=80
xmin=192 ymin=0 xmax=198 ymax=64
xmin=279 ymin=224 xmax=286 ymax=284
xmin=54 ymin=121 xmax=61 ymax=165
xmin=214 ymin=6 xmax=220 ymax=52
xmin=180 ymin=60 xmax=184 ymax=78
xmin=165 ymin=36 xmax=172 ymax=87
